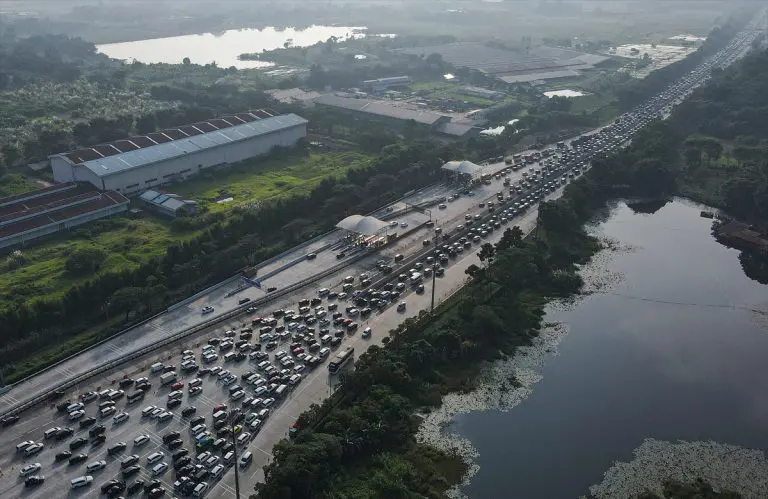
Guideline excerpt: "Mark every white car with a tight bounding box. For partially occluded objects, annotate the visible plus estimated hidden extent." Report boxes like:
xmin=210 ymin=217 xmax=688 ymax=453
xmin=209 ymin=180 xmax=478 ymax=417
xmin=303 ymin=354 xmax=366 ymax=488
xmin=86 ymin=460 xmax=106 ymax=472
xmin=201 ymin=306 xmax=214 ymax=314
xmin=152 ymin=461 xmax=168 ymax=475
xmin=19 ymin=463 xmax=42 ymax=476
xmin=134 ymin=434 xmax=150 ymax=447
xmin=261 ymin=398 xmax=275 ymax=407
xmin=69 ymin=410 xmax=86 ymax=420
xmin=113 ymin=412 xmax=129 ymax=424
xmin=142 ymin=405 xmax=157 ymax=417
xmin=24 ymin=443 xmax=44 ymax=456
xmin=44 ymin=427 xmax=62 ymax=439
xmin=16 ymin=440 xmax=35 ymax=452
xmin=147 ymin=451 xmax=164 ymax=464
xmin=70 ymin=475 xmax=93 ymax=489
xmin=236 ymin=432 xmax=252 ymax=446
xmin=150 ymin=407 xmax=164 ymax=418
xmin=400 ymin=221 xmax=408 ymax=228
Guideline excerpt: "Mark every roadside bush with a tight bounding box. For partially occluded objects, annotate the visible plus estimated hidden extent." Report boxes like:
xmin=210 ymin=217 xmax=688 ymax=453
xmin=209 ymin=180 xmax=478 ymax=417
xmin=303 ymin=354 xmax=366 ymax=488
xmin=64 ymin=247 xmax=106 ymax=276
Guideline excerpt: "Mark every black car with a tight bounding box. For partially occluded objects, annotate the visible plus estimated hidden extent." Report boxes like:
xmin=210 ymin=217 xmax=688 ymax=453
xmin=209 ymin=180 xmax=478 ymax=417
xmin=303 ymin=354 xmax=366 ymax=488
xmin=172 ymin=448 xmax=189 ymax=461
xmin=89 ymin=424 xmax=106 ymax=437
xmin=79 ymin=416 xmax=97 ymax=428
xmin=148 ymin=487 xmax=166 ymax=499
xmin=189 ymin=416 xmax=205 ymax=427
xmin=122 ymin=465 xmax=141 ymax=478
xmin=69 ymin=437 xmax=88 ymax=450
xmin=167 ymin=398 xmax=182 ymax=408
xmin=101 ymin=479 xmax=126 ymax=494
xmin=213 ymin=419 xmax=227 ymax=431
xmin=69 ymin=453 xmax=88 ymax=465
xmin=56 ymin=427 xmax=75 ymax=440
xmin=55 ymin=450 xmax=72 ymax=461
xmin=144 ymin=479 xmax=163 ymax=492
xmin=127 ymin=480 xmax=145 ymax=495
xmin=118 ymin=378 xmax=134 ymax=388
xmin=193 ymin=467 xmax=209 ymax=482
xmin=136 ymin=382 xmax=152 ymax=392
xmin=221 ymin=442 xmax=234 ymax=455
xmin=25 ymin=475 xmax=45 ymax=487
xmin=108 ymin=442 xmax=127 ymax=455
xmin=168 ymin=438 xmax=183 ymax=450
xmin=162 ymin=431 xmax=180 ymax=444
xmin=176 ymin=465 xmax=194 ymax=477
xmin=121 ymin=454 xmax=140 ymax=468
xmin=91 ymin=434 xmax=106 ymax=446
xmin=173 ymin=456 xmax=192 ymax=470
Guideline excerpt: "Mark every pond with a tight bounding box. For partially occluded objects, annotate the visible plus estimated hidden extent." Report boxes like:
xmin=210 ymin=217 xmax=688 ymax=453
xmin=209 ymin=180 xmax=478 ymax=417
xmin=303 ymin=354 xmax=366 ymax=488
xmin=451 ymin=199 xmax=768 ymax=498
xmin=97 ymin=25 xmax=368 ymax=69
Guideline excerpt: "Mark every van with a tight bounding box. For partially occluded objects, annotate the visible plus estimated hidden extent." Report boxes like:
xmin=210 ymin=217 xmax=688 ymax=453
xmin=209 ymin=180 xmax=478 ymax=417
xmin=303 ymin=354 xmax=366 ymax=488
xmin=100 ymin=406 xmax=116 ymax=418
xmin=160 ymin=371 xmax=177 ymax=386
xmin=275 ymin=385 xmax=289 ymax=398
xmin=224 ymin=352 xmax=236 ymax=362
xmin=193 ymin=482 xmax=209 ymax=497
xmin=190 ymin=424 xmax=207 ymax=435
xmin=239 ymin=451 xmax=253 ymax=468
xmin=151 ymin=362 xmax=165 ymax=373
xmin=210 ymin=464 xmax=224 ymax=479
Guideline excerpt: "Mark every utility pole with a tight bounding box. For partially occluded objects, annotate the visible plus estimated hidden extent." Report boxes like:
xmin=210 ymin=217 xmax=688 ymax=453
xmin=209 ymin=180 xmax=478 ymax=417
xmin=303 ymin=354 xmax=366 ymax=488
xmin=230 ymin=415 xmax=242 ymax=499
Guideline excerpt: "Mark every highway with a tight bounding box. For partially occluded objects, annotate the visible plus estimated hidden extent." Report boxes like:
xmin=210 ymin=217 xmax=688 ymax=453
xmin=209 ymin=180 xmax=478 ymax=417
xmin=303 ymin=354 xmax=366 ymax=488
xmin=0 ymin=11 xmax=763 ymax=498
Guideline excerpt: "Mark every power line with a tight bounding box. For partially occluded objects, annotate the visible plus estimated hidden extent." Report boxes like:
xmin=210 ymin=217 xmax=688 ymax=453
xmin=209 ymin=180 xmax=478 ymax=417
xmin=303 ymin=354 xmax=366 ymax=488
xmin=601 ymin=291 xmax=768 ymax=316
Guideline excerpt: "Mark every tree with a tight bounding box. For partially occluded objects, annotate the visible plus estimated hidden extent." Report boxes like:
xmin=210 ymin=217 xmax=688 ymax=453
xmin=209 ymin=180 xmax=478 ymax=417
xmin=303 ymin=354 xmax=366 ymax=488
xmin=136 ymin=113 xmax=157 ymax=135
xmin=64 ymin=247 xmax=106 ymax=276
xmin=110 ymin=287 xmax=143 ymax=321
xmin=182 ymin=57 xmax=191 ymax=65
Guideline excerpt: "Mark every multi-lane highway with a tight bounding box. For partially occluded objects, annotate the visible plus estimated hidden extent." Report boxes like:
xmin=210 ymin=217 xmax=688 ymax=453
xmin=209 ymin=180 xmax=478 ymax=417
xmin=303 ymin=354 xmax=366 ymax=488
xmin=0 ymin=10 xmax=764 ymax=498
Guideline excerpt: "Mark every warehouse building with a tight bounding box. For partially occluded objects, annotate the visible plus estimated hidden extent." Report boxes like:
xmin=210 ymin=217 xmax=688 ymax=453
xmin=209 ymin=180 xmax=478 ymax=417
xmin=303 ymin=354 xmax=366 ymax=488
xmin=0 ymin=182 xmax=129 ymax=250
xmin=459 ymin=86 xmax=506 ymax=100
xmin=314 ymin=95 xmax=449 ymax=127
xmin=50 ymin=111 xmax=308 ymax=195
xmin=362 ymin=76 xmax=412 ymax=93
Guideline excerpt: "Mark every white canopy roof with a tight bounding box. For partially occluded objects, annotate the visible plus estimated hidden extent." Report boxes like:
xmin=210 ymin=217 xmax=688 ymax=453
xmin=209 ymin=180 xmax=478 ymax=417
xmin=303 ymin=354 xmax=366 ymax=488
xmin=441 ymin=160 xmax=484 ymax=177
xmin=336 ymin=215 xmax=389 ymax=235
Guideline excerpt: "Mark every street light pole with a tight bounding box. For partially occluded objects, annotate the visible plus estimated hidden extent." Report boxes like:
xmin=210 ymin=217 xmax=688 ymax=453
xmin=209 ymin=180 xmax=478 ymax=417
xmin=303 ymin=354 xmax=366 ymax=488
xmin=230 ymin=415 xmax=242 ymax=499
xmin=430 ymin=227 xmax=438 ymax=312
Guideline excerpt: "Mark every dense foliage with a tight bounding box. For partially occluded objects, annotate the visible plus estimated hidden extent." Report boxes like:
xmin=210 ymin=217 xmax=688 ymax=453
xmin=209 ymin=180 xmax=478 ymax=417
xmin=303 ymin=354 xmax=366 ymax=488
xmin=635 ymin=479 xmax=742 ymax=499
xmin=254 ymin=175 xmax=602 ymax=498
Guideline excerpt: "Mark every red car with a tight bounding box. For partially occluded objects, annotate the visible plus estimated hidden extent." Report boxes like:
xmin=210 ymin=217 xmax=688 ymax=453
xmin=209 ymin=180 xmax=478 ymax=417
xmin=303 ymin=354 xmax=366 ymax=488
xmin=291 ymin=347 xmax=304 ymax=356
xmin=213 ymin=403 xmax=227 ymax=413
xmin=171 ymin=381 xmax=184 ymax=390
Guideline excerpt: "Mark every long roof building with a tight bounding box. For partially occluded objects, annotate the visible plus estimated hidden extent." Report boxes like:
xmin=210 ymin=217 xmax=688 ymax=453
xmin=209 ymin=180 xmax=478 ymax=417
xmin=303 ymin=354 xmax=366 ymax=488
xmin=0 ymin=182 xmax=128 ymax=250
xmin=50 ymin=110 xmax=308 ymax=195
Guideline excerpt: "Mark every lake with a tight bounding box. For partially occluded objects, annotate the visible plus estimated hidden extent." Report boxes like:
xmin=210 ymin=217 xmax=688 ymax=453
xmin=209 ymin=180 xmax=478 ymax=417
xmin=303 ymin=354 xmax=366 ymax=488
xmin=452 ymin=199 xmax=768 ymax=498
xmin=97 ymin=25 xmax=368 ymax=69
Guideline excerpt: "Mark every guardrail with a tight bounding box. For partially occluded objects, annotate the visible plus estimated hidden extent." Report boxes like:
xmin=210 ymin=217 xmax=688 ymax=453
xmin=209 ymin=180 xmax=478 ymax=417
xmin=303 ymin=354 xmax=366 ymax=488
xmin=167 ymin=275 xmax=242 ymax=312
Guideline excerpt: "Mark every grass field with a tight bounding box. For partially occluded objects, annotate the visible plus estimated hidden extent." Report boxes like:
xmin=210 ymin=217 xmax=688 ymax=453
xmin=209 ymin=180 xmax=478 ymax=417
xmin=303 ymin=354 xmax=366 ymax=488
xmin=0 ymin=216 xmax=199 ymax=306
xmin=0 ymin=150 xmax=374 ymax=308
xmin=174 ymin=151 xmax=374 ymax=212
xmin=0 ymin=174 xmax=41 ymax=198
xmin=409 ymin=81 xmax=515 ymax=108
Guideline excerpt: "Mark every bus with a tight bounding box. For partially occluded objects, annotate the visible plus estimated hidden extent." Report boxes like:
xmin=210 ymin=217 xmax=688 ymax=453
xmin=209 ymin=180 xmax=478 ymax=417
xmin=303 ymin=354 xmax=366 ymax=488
xmin=328 ymin=346 xmax=354 ymax=373
xmin=126 ymin=391 xmax=145 ymax=404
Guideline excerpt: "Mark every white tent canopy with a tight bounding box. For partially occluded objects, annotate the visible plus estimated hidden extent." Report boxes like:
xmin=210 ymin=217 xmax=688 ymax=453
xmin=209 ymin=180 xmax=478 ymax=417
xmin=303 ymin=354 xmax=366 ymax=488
xmin=336 ymin=215 xmax=389 ymax=236
xmin=441 ymin=160 xmax=485 ymax=178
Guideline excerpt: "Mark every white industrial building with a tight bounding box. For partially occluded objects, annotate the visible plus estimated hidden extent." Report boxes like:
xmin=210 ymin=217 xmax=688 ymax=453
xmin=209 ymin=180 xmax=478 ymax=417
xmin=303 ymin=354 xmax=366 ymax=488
xmin=50 ymin=110 xmax=308 ymax=195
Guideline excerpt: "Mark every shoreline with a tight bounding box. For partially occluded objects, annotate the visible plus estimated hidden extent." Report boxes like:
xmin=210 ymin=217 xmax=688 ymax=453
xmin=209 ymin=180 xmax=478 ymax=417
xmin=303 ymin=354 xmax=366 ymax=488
xmin=414 ymin=231 xmax=629 ymax=498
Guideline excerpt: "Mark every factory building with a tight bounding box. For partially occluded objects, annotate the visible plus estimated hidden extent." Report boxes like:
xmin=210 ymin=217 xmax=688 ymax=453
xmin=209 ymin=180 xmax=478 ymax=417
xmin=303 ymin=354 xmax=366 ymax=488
xmin=0 ymin=183 xmax=129 ymax=250
xmin=362 ymin=76 xmax=412 ymax=93
xmin=50 ymin=111 xmax=308 ymax=195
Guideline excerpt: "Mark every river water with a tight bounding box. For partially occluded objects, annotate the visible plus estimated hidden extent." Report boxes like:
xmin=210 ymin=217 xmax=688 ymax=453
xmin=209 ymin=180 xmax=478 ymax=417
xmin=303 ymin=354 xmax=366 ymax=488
xmin=453 ymin=198 xmax=768 ymax=498
xmin=96 ymin=25 xmax=367 ymax=69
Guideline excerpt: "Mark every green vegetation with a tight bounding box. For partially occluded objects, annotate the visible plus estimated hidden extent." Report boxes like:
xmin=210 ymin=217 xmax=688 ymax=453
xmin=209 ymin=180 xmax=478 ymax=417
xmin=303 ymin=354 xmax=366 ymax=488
xmin=0 ymin=174 xmax=39 ymax=197
xmin=175 ymin=151 xmax=373 ymax=212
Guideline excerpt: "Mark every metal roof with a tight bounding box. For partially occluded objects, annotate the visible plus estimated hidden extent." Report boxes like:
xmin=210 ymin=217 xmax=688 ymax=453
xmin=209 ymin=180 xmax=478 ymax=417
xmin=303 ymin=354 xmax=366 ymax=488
xmin=314 ymin=95 xmax=446 ymax=126
xmin=66 ymin=113 xmax=307 ymax=178
xmin=441 ymin=160 xmax=485 ymax=177
xmin=336 ymin=215 xmax=389 ymax=236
